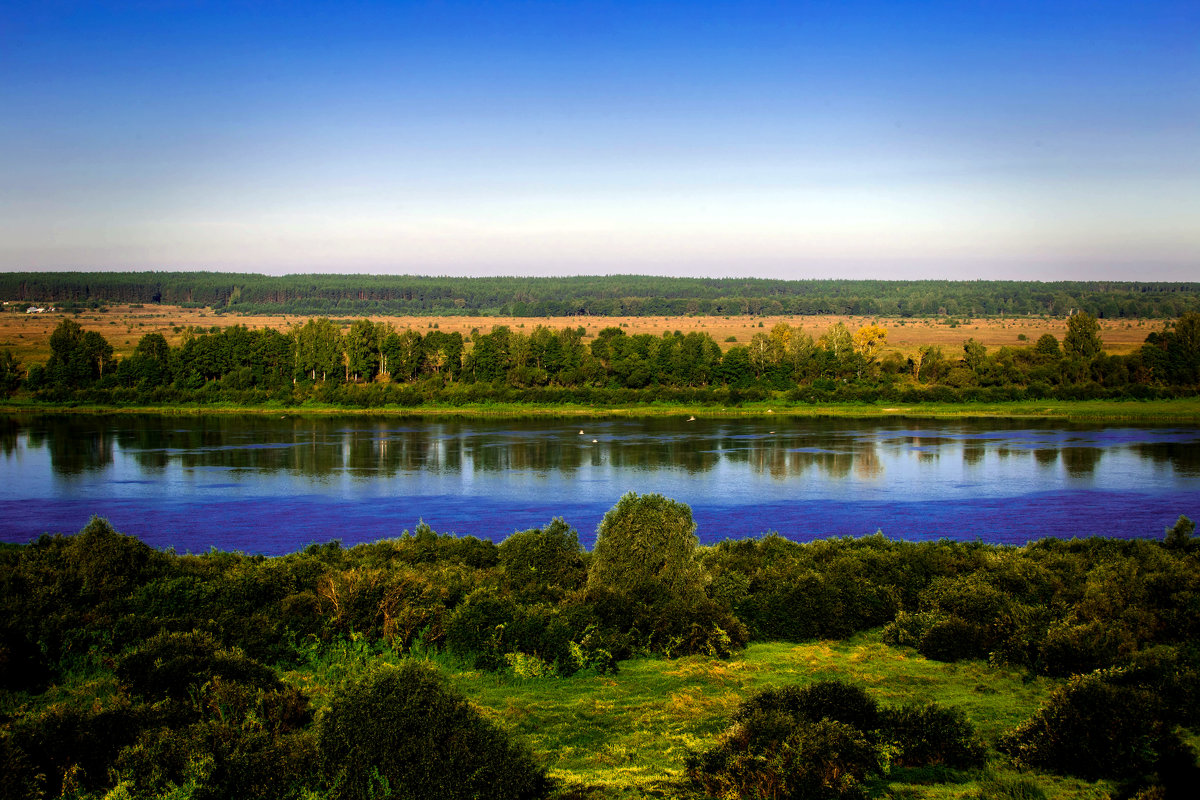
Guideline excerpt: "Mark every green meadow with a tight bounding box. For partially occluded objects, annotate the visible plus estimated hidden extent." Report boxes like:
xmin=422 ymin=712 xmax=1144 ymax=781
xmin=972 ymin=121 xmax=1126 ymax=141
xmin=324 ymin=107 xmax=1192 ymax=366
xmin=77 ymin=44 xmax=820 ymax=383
xmin=282 ymin=631 xmax=1111 ymax=800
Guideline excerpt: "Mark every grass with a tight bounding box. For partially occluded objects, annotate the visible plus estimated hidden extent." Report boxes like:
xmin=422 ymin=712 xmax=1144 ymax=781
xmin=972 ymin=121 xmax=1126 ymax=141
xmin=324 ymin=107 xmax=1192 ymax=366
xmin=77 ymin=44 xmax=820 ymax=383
xmin=281 ymin=630 xmax=1117 ymax=799
xmin=5 ymin=397 xmax=1200 ymax=422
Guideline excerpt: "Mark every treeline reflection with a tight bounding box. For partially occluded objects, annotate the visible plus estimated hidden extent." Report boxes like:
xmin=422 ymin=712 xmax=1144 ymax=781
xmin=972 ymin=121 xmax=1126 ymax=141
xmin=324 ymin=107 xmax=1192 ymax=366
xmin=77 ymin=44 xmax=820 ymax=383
xmin=10 ymin=414 xmax=1199 ymax=480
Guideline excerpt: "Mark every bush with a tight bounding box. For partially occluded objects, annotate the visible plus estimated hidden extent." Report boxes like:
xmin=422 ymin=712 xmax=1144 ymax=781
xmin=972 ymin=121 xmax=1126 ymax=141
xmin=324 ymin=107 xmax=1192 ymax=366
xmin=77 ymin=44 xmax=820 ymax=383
xmin=879 ymin=703 xmax=986 ymax=768
xmin=318 ymin=661 xmax=550 ymax=800
xmin=918 ymin=615 xmax=991 ymax=662
xmin=116 ymin=631 xmax=280 ymax=705
xmin=998 ymin=673 xmax=1198 ymax=790
xmin=589 ymin=492 xmax=701 ymax=599
xmin=498 ymin=517 xmax=586 ymax=597
xmin=9 ymin=693 xmax=146 ymax=799
xmin=734 ymin=680 xmax=880 ymax=733
xmin=686 ymin=716 xmax=879 ymax=800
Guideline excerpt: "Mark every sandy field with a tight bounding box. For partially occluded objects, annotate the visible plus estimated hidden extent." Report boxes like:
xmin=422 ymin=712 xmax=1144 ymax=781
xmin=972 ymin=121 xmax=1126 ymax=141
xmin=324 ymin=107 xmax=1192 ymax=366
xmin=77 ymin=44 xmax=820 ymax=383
xmin=0 ymin=303 xmax=1161 ymax=364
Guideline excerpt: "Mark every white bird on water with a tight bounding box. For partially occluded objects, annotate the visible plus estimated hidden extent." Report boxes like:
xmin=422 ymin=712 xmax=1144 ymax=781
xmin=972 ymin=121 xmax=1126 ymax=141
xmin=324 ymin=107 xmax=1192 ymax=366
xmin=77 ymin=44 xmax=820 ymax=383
xmin=687 ymin=415 xmax=696 ymax=421
xmin=579 ymin=430 xmax=585 ymax=435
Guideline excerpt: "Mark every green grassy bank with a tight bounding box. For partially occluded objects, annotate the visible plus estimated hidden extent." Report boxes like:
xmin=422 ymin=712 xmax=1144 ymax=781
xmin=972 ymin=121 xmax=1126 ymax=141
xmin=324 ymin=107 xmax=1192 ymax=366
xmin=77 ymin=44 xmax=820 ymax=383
xmin=3 ymin=397 xmax=1200 ymax=421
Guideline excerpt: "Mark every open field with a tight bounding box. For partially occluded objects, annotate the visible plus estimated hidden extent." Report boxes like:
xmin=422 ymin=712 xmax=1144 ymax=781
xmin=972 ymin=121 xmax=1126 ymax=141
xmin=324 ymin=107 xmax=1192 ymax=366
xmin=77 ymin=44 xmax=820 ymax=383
xmin=285 ymin=630 xmax=1111 ymax=800
xmin=0 ymin=304 xmax=1162 ymax=364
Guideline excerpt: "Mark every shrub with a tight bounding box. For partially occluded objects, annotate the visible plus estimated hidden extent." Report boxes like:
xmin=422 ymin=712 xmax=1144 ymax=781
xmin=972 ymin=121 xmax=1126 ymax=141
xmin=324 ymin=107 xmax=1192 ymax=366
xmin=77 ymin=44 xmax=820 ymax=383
xmin=734 ymin=680 xmax=880 ymax=733
xmin=998 ymin=673 xmax=1197 ymax=788
xmin=918 ymin=615 xmax=991 ymax=662
xmin=116 ymin=631 xmax=280 ymax=705
xmin=498 ymin=517 xmax=586 ymax=597
xmin=588 ymin=492 xmax=701 ymax=599
xmin=9 ymin=693 xmax=146 ymax=798
xmin=686 ymin=716 xmax=879 ymax=800
xmin=878 ymin=703 xmax=986 ymax=768
xmin=114 ymin=722 xmax=317 ymax=800
xmin=318 ymin=661 xmax=550 ymax=800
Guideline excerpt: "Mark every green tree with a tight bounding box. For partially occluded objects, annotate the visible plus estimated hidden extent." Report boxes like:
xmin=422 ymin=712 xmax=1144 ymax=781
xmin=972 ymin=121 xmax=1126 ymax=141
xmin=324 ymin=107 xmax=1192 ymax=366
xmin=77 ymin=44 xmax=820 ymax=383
xmin=589 ymin=492 xmax=701 ymax=599
xmin=293 ymin=318 xmax=343 ymax=382
xmin=962 ymin=338 xmax=988 ymax=371
xmin=1035 ymin=333 xmax=1062 ymax=359
xmin=1063 ymin=312 xmax=1103 ymax=359
xmin=345 ymin=319 xmax=379 ymax=382
xmin=0 ymin=350 xmax=23 ymax=395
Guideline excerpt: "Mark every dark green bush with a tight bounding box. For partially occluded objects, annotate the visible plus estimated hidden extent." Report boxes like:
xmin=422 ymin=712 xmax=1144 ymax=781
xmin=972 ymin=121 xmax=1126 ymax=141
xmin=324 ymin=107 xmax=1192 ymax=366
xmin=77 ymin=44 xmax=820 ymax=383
xmin=734 ymin=680 xmax=880 ymax=733
xmin=998 ymin=673 xmax=1197 ymax=789
xmin=9 ymin=693 xmax=147 ymax=798
xmin=116 ymin=631 xmax=280 ymax=705
xmin=498 ymin=517 xmax=586 ymax=598
xmin=918 ymin=615 xmax=991 ymax=662
xmin=686 ymin=716 xmax=879 ymax=800
xmin=114 ymin=722 xmax=317 ymax=800
xmin=878 ymin=703 xmax=986 ymax=768
xmin=318 ymin=661 xmax=550 ymax=800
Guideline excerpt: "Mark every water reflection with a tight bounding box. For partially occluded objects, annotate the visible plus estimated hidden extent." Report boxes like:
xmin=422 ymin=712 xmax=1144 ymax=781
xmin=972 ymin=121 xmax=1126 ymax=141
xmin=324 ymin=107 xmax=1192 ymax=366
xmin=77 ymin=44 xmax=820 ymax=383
xmin=1062 ymin=447 xmax=1103 ymax=477
xmin=3 ymin=413 xmax=1198 ymax=551
xmin=3 ymin=414 xmax=1196 ymax=486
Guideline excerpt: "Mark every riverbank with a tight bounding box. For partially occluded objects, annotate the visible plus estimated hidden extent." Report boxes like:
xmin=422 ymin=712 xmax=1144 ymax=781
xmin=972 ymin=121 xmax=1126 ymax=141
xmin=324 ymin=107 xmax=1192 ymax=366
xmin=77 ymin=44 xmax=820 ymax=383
xmin=3 ymin=397 xmax=1200 ymax=421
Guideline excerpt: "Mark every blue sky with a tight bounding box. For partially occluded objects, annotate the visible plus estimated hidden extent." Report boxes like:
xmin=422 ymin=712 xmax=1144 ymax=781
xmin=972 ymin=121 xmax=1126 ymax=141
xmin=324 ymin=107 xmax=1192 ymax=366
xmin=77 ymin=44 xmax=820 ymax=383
xmin=1 ymin=1 xmax=1197 ymax=279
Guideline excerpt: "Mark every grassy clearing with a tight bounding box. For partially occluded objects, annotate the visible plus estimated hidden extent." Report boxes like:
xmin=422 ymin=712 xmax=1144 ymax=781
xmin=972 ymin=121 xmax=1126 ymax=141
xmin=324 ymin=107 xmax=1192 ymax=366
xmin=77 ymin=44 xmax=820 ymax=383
xmin=282 ymin=630 xmax=1115 ymax=799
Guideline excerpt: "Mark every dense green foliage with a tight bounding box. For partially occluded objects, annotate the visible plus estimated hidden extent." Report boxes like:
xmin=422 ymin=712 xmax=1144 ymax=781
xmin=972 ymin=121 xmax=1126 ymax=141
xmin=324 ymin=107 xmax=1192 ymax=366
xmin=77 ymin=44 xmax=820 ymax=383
xmin=2 ymin=505 xmax=1198 ymax=798
xmin=318 ymin=661 xmax=549 ymax=800
xmin=5 ymin=310 xmax=1200 ymax=406
xmin=4 ymin=272 xmax=1200 ymax=317
xmin=685 ymin=680 xmax=985 ymax=799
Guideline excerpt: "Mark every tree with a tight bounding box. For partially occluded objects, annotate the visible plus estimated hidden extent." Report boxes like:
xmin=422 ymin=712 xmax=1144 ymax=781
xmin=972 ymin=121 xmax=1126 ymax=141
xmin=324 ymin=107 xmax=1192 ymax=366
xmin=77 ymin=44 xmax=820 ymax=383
xmin=589 ymin=492 xmax=701 ymax=599
xmin=345 ymin=319 xmax=379 ymax=382
xmin=1035 ymin=333 xmax=1062 ymax=359
xmin=1064 ymin=312 xmax=1103 ymax=359
xmin=0 ymin=350 xmax=23 ymax=395
xmin=293 ymin=318 xmax=343 ymax=382
xmin=852 ymin=324 xmax=888 ymax=364
xmin=962 ymin=338 xmax=987 ymax=371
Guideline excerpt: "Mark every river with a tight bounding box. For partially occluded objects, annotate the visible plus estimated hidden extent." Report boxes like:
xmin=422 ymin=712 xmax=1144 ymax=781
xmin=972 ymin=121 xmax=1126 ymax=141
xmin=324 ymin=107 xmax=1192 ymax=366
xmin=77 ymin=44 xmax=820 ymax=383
xmin=1 ymin=413 xmax=1197 ymax=554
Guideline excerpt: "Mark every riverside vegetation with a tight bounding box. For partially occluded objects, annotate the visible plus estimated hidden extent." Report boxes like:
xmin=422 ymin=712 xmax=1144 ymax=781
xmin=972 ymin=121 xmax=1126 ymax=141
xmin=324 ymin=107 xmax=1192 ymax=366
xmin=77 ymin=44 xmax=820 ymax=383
xmin=2 ymin=494 xmax=1199 ymax=799
xmin=1 ymin=310 xmax=1199 ymax=411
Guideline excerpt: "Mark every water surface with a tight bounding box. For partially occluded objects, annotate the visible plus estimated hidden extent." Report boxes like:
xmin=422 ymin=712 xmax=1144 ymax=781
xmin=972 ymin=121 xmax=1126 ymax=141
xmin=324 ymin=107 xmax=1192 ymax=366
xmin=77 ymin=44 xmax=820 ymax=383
xmin=1 ymin=413 xmax=1197 ymax=554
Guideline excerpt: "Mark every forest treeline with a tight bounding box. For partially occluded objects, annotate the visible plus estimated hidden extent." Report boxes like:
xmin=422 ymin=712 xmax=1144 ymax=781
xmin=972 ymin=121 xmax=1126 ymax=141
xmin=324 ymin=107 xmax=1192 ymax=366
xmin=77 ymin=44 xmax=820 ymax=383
xmin=4 ymin=271 xmax=1200 ymax=318
xmin=2 ymin=498 xmax=1199 ymax=799
xmin=4 ymin=310 xmax=1199 ymax=406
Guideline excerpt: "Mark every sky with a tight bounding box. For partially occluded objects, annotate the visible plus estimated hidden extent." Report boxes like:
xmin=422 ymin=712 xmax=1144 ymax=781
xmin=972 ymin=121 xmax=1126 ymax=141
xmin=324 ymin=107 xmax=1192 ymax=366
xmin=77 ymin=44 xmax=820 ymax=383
xmin=1 ymin=0 xmax=1197 ymax=280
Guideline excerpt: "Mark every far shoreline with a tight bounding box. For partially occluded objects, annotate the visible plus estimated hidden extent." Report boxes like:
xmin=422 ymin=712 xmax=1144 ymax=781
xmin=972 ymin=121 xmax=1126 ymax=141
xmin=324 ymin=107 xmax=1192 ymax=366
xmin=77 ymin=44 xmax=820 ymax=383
xmin=2 ymin=397 xmax=1199 ymax=422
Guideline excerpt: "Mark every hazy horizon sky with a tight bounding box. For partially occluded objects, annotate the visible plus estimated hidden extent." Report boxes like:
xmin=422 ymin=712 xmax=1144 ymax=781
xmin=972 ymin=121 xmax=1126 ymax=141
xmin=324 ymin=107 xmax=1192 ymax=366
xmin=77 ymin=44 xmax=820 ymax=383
xmin=2 ymin=1 xmax=1197 ymax=281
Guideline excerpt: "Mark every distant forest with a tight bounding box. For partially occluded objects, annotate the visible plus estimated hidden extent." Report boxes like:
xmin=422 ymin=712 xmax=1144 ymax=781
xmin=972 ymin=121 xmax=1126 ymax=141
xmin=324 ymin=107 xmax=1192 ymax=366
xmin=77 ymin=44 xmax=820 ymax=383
xmin=3 ymin=272 xmax=1199 ymax=318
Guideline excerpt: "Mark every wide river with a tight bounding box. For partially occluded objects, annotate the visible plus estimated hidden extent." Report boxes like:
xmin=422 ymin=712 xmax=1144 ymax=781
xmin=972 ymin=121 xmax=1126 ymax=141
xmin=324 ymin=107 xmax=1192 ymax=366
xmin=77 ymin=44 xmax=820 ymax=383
xmin=1 ymin=413 xmax=1198 ymax=554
